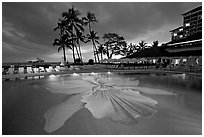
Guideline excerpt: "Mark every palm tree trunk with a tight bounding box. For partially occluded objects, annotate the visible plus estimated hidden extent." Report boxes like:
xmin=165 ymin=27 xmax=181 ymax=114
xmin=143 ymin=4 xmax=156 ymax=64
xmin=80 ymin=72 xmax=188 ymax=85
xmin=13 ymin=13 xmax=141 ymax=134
xmin=71 ymin=39 xmax=76 ymax=63
xmin=92 ymin=39 xmax=100 ymax=62
xmin=71 ymin=27 xmax=76 ymax=63
xmin=72 ymin=40 xmax=75 ymax=63
xmin=72 ymin=29 xmax=81 ymax=61
xmin=101 ymin=53 xmax=103 ymax=61
xmin=92 ymin=44 xmax=97 ymax=63
xmin=75 ymin=44 xmax=80 ymax=61
xmin=78 ymin=43 xmax=83 ymax=63
xmin=88 ymin=23 xmax=97 ymax=63
xmin=62 ymin=45 xmax=66 ymax=64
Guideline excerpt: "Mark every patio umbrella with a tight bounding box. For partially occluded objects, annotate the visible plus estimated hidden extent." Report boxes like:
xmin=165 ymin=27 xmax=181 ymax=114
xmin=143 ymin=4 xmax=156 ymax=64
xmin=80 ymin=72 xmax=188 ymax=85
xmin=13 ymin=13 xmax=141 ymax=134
xmin=139 ymin=58 xmax=148 ymax=62
xmin=130 ymin=58 xmax=139 ymax=63
xmin=121 ymin=58 xmax=131 ymax=63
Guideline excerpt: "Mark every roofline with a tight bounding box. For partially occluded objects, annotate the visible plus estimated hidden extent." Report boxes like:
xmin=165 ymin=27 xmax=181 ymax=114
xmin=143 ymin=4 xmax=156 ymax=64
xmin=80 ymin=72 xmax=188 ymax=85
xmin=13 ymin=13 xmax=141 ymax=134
xmin=169 ymin=26 xmax=183 ymax=32
xmin=181 ymin=5 xmax=202 ymax=16
xmin=167 ymin=39 xmax=202 ymax=46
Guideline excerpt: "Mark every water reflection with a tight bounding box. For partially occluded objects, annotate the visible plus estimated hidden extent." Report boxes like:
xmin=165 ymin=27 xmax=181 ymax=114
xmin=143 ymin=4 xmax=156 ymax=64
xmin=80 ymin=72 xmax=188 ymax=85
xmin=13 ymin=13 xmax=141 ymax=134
xmin=44 ymin=73 xmax=175 ymax=133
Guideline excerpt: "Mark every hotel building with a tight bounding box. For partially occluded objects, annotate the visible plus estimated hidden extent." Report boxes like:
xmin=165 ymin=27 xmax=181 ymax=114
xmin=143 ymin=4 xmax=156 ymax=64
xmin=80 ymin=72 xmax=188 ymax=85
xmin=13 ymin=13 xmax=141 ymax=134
xmin=164 ymin=5 xmax=202 ymax=56
xmin=169 ymin=5 xmax=202 ymax=42
xmin=161 ymin=5 xmax=202 ymax=72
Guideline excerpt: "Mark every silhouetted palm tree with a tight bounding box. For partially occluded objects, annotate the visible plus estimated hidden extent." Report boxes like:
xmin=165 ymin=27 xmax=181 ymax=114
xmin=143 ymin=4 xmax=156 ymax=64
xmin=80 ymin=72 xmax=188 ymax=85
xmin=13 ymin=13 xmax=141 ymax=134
xmin=86 ymin=31 xmax=100 ymax=62
xmin=138 ymin=40 xmax=148 ymax=51
xmin=96 ymin=44 xmax=106 ymax=61
xmin=152 ymin=40 xmax=159 ymax=48
xmin=62 ymin=6 xmax=84 ymax=63
xmin=53 ymin=19 xmax=71 ymax=65
xmin=127 ymin=43 xmax=138 ymax=56
xmin=83 ymin=11 xmax=100 ymax=63
xmin=53 ymin=34 xmax=73 ymax=65
xmin=75 ymin=32 xmax=86 ymax=63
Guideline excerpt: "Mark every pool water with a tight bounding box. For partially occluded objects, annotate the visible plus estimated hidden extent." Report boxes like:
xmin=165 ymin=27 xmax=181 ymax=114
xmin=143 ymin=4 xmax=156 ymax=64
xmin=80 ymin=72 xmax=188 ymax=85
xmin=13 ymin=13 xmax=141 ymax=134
xmin=2 ymin=72 xmax=202 ymax=135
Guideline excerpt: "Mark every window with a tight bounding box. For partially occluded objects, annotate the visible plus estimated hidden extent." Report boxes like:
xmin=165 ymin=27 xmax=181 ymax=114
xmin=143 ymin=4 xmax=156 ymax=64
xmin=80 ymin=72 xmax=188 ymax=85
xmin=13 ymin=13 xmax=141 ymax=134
xmin=185 ymin=23 xmax=190 ymax=27
xmin=179 ymin=28 xmax=183 ymax=31
xmin=196 ymin=58 xmax=199 ymax=64
xmin=183 ymin=58 xmax=187 ymax=63
xmin=175 ymin=59 xmax=180 ymax=65
xmin=179 ymin=35 xmax=183 ymax=38
xmin=173 ymin=33 xmax=177 ymax=36
xmin=198 ymin=15 xmax=202 ymax=19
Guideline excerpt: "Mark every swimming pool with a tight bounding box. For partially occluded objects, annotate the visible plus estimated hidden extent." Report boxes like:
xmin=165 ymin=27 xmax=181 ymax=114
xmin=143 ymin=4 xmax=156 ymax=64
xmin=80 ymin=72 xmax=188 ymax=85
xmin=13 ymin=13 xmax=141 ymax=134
xmin=2 ymin=72 xmax=202 ymax=135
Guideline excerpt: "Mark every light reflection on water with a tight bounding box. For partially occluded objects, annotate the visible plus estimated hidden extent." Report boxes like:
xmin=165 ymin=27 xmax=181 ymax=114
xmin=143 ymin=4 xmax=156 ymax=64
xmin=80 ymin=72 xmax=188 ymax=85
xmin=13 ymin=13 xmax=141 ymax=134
xmin=43 ymin=73 xmax=177 ymax=133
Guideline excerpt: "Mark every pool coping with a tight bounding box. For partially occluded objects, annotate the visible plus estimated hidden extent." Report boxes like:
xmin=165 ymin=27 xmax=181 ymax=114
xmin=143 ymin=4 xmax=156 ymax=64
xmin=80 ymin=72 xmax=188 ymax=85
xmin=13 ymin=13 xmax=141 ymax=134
xmin=2 ymin=68 xmax=201 ymax=81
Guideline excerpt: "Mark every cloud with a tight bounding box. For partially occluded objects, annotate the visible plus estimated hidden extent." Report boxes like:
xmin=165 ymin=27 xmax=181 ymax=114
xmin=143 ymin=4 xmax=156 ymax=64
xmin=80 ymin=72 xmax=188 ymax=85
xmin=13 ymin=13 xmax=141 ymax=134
xmin=2 ymin=2 xmax=201 ymax=62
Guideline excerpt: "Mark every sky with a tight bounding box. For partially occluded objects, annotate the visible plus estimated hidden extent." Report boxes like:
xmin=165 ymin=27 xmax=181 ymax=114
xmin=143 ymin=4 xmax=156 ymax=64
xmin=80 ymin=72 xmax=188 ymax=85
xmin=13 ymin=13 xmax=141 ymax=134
xmin=2 ymin=2 xmax=201 ymax=63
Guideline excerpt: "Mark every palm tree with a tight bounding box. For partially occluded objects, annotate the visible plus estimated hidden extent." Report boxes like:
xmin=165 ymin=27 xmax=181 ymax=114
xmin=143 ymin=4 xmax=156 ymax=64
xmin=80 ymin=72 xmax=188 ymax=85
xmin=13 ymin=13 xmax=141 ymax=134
xmin=53 ymin=18 xmax=70 ymax=65
xmin=83 ymin=11 xmax=100 ymax=63
xmin=75 ymin=32 xmax=86 ymax=63
xmin=127 ymin=43 xmax=138 ymax=56
xmin=53 ymin=34 xmax=73 ymax=65
xmin=62 ymin=6 xmax=84 ymax=63
xmin=97 ymin=44 xmax=106 ymax=61
xmin=53 ymin=38 xmax=66 ymax=64
xmin=137 ymin=40 xmax=149 ymax=51
xmin=152 ymin=40 xmax=159 ymax=48
xmin=86 ymin=30 xmax=100 ymax=62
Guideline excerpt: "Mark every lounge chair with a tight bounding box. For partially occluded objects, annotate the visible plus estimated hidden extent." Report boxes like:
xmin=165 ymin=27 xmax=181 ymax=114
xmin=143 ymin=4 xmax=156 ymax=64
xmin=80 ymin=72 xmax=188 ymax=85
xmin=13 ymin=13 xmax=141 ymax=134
xmin=27 ymin=67 xmax=33 ymax=73
xmin=46 ymin=66 xmax=54 ymax=72
xmin=18 ymin=67 xmax=24 ymax=74
xmin=55 ymin=66 xmax=61 ymax=72
xmin=33 ymin=68 xmax=39 ymax=73
xmin=39 ymin=67 xmax=45 ymax=72
xmin=8 ymin=67 xmax=14 ymax=74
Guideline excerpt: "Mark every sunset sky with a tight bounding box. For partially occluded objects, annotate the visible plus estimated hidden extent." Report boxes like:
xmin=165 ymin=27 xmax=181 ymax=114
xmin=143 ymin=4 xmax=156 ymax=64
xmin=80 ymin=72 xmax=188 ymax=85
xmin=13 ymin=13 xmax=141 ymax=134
xmin=2 ymin=2 xmax=201 ymax=62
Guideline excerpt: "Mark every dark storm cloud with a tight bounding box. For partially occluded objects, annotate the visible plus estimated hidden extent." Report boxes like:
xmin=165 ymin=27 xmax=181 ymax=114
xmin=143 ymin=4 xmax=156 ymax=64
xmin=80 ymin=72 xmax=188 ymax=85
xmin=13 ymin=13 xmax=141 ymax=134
xmin=72 ymin=2 xmax=201 ymax=41
xmin=3 ymin=2 xmax=61 ymax=45
xmin=2 ymin=2 xmax=201 ymax=62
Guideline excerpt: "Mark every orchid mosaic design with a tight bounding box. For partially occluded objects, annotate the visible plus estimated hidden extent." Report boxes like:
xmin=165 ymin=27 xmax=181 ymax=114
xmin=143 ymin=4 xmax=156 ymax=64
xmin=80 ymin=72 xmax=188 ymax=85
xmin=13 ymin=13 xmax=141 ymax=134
xmin=43 ymin=73 xmax=175 ymax=133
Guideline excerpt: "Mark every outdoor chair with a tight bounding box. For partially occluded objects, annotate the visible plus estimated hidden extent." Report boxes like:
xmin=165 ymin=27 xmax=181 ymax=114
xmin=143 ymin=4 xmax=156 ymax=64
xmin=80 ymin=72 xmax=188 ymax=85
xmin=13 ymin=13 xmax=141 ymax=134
xmin=18 ymin=67 xmax=24 ymax=74
xmin=8 ymin=67 xmax=14 ymax=74
xmin=27 ymin=67 xmax=33 ymax=73
xmin=45 ymin=68 xmax=49 ymax=72
xmin=46 ymin=66 xmax=54 ymax=72
xmin=55 ymin=66 xmax=61 ymax=72
xmin=33 ymin=68 xmax=39 ymax=73
xmin=39 ymin=67 xmax=45 ymax=72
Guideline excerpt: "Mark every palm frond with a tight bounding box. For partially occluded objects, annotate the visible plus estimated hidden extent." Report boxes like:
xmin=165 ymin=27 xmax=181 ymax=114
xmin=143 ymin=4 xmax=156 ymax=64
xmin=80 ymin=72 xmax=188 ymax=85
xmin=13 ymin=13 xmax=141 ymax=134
xmin=58 ymin=46 xmax=62 ymax=52
xmin=95 ymin=40 xmax=100 ymax=44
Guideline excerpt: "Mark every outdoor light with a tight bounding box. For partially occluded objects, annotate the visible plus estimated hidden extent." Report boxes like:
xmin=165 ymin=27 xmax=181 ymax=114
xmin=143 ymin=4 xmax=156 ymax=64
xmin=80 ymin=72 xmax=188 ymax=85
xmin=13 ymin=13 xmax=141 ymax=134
xmin=49 ymin=74 xmax=56 ymax=78
xmin=107 ymin=71 xmax=112 ymax=74
xmin=48 ymin=74 xmax=58 ymax=81
xmin=91 ymin=72 xmax=95 ymax=75
xmin=72 ymin=73 xmax=79 ymax=76
xmin=34 ymin=76 xmax=39 ymax=80
xmin=27 ymin=76 xmax=33 ymax=80
xmin=40 ymin=76 xmax=44 ymax=79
